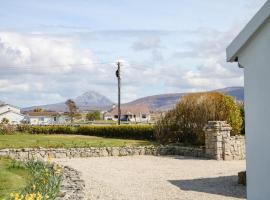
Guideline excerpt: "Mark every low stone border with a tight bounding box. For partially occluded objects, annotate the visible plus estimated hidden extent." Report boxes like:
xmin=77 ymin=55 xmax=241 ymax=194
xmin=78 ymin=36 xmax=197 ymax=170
xmin=0 ymin=146 xmax=204 ymax=160
xmin=56 ymin=165 xmax=85 ymax=200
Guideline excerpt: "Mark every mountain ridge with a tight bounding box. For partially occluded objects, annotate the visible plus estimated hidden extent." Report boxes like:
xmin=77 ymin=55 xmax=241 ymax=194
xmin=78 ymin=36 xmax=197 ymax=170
xmin=125 ymin=86 xmax=244 ymax=111
xmin=22 ymin=91 xmax=114 ymax=112
xmin=22 ymin=86 xmax=244 ymax=112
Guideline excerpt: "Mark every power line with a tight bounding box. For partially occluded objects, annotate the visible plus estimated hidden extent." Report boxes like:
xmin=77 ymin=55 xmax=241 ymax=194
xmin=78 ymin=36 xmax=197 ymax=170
xmin=1 ymin=61 xmax=114 ymax=69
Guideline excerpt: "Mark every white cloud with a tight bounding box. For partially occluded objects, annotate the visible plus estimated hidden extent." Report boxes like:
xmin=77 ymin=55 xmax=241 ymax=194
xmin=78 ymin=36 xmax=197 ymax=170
xmin=0 ymin=32 xmax=94 ymax=74
xmin=0 ymin=25 xmax=245 ymax=107
xmin=131 ymin=36 xmax=162 ymax=51
xmin=0 ymin=80 xmax=30 ymax=92
xmin=0 ymin=32 xmax=99 ymax=106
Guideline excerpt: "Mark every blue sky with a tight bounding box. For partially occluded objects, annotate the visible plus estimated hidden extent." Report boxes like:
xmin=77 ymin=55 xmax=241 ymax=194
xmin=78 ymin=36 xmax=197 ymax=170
xmin=0 ymin=0 xmax=267 ymax=107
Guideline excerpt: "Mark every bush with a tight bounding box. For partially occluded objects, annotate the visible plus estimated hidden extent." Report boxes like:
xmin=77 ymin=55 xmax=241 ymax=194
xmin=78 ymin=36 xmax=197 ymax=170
xmin=155 ymin=92 xmax=242 ymax=145
xmin=239 ymin=102 xmax=245 ymax=135
xmin=17 ymin=125 xmax=155 ymax=140
xmin=1 ymin=118 xmax=9 ymax=124
xmin=0 ymin=124 xmax=15 ymax=135
xmin=86 ymin=111 xmax=101 ymax=121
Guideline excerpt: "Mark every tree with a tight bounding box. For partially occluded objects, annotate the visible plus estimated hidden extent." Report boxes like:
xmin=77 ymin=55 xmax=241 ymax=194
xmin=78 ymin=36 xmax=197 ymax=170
xmin=1 ymin=118 xmax=9 ymax=124
xmin=65 ymin=99 xmax=78 ymax=123
xmin=86 ymin=111 xmax=101 ymax=121
xmin=33 ymin=107 xmax=43 ymax=112
xmin=155 ymin=92 xmax=242 ymax=145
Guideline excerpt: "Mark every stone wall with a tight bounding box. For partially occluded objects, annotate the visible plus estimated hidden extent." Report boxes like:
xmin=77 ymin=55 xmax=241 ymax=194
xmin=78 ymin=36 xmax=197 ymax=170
xmin=0 ymin=146 xmax=204 ymax=160
xmin=0 ymin=121 xmax=245 ymax=161
xmin=204 ymin=121 xmax=246 ymax=160
xmin=224 ymin=135 xmax=246 ymax=160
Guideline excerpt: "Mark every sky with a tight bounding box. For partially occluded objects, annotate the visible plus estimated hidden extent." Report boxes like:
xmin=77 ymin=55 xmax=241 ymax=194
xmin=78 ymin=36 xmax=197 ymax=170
xmin=0 ymin=0 xmax=267 ymax=107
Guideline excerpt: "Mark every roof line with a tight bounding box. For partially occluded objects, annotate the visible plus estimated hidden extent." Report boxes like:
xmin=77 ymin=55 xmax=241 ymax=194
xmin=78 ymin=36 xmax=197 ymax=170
xmin=0 ymin=110 xmax=24 ymax=116
xmin=0 ymin=104 xmax=21 ymax=109
xmin=226 ymin=1 xmax=270 ymax=62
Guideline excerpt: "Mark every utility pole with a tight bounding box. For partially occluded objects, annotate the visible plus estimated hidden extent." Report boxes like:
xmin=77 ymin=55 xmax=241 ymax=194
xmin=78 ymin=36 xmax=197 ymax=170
xmin=116 ymin=61 xmax=121 ymax=125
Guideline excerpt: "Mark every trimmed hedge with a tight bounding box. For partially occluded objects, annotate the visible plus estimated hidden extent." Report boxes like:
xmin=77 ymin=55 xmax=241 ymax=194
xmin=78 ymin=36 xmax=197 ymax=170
xmin=16 ymin=125 xmax=155 ymax=140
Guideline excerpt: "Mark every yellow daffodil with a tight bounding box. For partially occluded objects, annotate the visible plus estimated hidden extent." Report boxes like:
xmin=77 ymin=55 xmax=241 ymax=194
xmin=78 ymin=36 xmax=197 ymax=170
xmin=14 ymin=193 xmax=20 ymax=200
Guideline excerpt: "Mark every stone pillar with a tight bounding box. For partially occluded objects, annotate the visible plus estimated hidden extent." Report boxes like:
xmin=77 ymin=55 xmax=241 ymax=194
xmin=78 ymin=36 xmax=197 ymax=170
xmin=204 ymin=121 xmax=232 ymax=160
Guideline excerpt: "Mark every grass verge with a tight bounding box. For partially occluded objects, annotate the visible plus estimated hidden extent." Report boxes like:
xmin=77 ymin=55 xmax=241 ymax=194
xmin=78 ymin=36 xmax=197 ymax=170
xmin=0 ymin=157 xmax=29 ymax=199
xmin=0 ymin=133 xmax=155 ymax=149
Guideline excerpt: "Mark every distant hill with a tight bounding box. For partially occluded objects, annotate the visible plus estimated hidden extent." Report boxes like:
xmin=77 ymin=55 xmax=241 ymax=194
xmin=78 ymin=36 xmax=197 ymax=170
xmin=22 ymin=87 xmax=244 ymax=112
xmin=213 ymin=87 xmax=244 ymax=101
xmin=23 ymin=91 xmax=114 ymax=112
xmin=125 ymin=87 xmax=244 ymax=111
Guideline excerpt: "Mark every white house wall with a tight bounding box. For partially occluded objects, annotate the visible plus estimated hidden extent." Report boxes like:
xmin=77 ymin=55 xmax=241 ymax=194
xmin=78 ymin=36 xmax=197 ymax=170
xmin=238 ymin=18 xmax=270 ymax=199
xmin=29 ymin=117 xmax=57 ymax=125
xmin=0 ymin=105 xmax=20 ymax=114
xmin=0 ymin=112 xmax=24 ymax=124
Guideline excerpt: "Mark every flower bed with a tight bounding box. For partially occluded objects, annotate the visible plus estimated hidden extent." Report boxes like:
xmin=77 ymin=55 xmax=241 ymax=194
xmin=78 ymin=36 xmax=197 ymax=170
xmin=7 ymin=159 xmax=62 ymax=200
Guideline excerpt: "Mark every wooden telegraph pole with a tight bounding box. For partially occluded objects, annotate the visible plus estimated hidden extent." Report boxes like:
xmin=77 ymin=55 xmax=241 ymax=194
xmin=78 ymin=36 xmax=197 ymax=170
xmin=116 ymin=61 xmax=121 ymax=125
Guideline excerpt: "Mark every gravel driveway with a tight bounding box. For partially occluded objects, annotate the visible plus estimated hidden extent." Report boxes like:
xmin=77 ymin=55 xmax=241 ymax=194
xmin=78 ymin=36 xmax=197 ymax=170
xmin=56 ymin=156 xmax=246 ymax=200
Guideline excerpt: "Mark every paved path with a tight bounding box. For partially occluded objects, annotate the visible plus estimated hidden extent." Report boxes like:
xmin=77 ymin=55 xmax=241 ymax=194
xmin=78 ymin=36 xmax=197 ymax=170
xmin=56 ymin=156 xmax=246 ymax=200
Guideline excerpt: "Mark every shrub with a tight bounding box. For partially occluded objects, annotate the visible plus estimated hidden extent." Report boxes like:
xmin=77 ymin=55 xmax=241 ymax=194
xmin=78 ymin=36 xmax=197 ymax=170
xmin=17 ymin=125 xmax=155 ymax=140
xmin=155 ymin=92 xmax=242 ymax=145
xmin=86 ymin=111 xmax=101 ymax=121
xmin=239 ymin=102 xmax=245 ymax=135
xmin=0 ymin=124 xmax=15 ymax=135
xmin=1 ymin=117 xmax=9 ymax=124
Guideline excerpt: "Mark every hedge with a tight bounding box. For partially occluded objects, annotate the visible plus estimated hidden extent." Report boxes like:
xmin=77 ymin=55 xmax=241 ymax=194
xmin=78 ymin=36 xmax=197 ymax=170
xmin=16 ymin=125 xmax=155 ymax=140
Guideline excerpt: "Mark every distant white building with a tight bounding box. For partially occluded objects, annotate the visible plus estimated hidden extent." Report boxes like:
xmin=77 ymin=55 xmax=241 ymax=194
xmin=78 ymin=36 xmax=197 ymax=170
xmin=25 ymin=111 xmax=64 ymax=125
xmin=0 ymin=104 xmax=25 ymax=124
xmin=104 ymin=103 xmax=151 ymax=123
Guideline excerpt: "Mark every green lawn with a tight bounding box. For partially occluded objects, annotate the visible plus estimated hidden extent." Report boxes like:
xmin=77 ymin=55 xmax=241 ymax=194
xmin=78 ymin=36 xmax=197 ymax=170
xmin=0 ymin=134 xmax=154 ymax=149
xmin=0 ymin=157 xmax=29 ymax=198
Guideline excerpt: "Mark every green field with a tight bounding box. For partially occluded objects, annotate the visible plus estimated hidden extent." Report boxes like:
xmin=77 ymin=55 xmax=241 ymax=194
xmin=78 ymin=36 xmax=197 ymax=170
xmin=0 ymin=157 xmax=29 ymax=198
xmin=0 ymin=134 xmax=154 ymax=149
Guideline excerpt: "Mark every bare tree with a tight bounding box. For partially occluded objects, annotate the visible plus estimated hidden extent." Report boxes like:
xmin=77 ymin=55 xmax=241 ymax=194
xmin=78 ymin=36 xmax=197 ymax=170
xmin=65 ymin=99 xmax=78 ymax=123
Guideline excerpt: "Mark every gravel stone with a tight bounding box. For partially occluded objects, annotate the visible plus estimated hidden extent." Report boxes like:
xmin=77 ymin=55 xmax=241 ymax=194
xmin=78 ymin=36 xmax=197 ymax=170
xmin=56 ymin=156 xmax=246 ymax=200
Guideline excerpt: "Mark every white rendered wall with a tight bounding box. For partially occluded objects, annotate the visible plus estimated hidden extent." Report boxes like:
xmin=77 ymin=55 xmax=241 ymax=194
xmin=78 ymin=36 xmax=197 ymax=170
xmin=0 ymin=112 xmax=24 ymax=124
xmin=29 ymin=117 xmax=57 ymax=125
xmin=238 ymin=19 xmax=270 ymax=200
xmin=0 ymin=105 xmax=20 ymax=114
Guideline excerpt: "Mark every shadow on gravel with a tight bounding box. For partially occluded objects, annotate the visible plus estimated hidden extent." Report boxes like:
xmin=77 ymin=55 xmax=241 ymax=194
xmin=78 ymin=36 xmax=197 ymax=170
xmin=169 ymin=175 xmax=246 ymax=199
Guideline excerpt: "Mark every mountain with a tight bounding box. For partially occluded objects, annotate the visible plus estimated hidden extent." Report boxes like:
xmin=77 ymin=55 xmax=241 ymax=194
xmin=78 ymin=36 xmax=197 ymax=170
xmin=23 ymin=91 xmax=114 ymax=112
xmin=23 ymin=87 xmax=244 ymax=112
xmin=125 ymin=87 xmax=244 ymax=111
xmin=75 ymin=91 xmax=114 ymax=110
xmin=214 ymin=87 xmax=244 ymax=101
